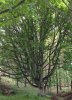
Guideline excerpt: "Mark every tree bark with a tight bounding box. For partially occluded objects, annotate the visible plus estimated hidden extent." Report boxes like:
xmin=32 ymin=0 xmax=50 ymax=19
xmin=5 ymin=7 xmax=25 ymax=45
xmin=59 ymin=70 xmax=62 ymax=91
xmin=16 ymin=79 xmax=19 ymax=87
xmin=56 ymin=69 xmax=59 ymax=94
xmin=71 ymin=80 xmax=72 ymax=91
xmin=24 ymin=78 xmax=27 ymax=87
xmin=38 ymin=82 xmax=45 ymax=96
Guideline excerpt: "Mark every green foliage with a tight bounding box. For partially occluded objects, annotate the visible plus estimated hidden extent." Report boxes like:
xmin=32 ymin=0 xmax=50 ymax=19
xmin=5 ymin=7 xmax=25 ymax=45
xmin=0 ymin=0 xmax=6 ymax=3
xmin=0 ymin=0 xmax=72 ymax=91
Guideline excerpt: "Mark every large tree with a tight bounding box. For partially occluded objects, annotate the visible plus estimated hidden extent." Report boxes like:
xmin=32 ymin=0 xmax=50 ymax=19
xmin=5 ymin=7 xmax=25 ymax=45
xmin=0 ymin=0 xmax=71 ymax=95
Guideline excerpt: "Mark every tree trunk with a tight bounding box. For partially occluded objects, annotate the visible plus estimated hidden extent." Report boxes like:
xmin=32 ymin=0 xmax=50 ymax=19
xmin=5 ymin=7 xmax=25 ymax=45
xmin=48 ymin=78 xmax=51 ymax=92
xmin=24 ymin=78 xmax=27 ymax=87
xmin=0 ymin=75 xmax=1 ymax=84
xmin=59 ymin=70 xmax=62 ymax=91
xmin=71 ymin=80 xmax=72 ymax=91
xmin=56 ymin=69 xmax=59 ymax=94
xmin=38 ymin=82 xmax=45 ymax=96
xmin=16 ymin=79 xmax=19 ymax=87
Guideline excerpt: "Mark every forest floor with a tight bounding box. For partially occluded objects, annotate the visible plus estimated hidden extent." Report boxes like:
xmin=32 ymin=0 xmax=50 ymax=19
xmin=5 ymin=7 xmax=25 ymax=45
xmin=0 ymin=76 xmax=71 ymax=100
xmin=0 ymin=77 xmax=51 ymax=100
xmin=0 ymin=90 xmax=51 ymax=100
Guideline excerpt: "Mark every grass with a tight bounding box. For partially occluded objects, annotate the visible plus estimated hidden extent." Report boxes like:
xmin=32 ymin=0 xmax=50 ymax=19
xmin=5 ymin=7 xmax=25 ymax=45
xmin=0 ymin=87 xmax=51 ymax=100
xmin=2 ymin=77 xmax=68 ymax=100
xmin=0 ymin=76 xmax=71 ymax=100
xmin=0 ymin=77 xmax=51 ymax=100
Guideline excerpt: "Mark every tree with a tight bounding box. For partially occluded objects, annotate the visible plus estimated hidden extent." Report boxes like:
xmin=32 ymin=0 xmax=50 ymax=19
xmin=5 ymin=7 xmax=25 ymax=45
xmin=0 ymin=0 xmax=71 ymax=96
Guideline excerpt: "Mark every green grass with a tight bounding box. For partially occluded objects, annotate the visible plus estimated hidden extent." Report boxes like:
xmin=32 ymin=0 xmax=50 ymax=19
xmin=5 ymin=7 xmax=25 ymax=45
xmin=0 ymin=89 xmax=51 ymax=100
xmin=0 ymin=76 xmax=71 ymax=100
xmin=0 ymin=77 xmax=51 ymax=100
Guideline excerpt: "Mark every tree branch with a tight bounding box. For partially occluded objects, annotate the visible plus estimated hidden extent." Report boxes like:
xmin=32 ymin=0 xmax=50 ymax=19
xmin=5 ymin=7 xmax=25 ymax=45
xmin=0 ymin=0 xmax=25 ymax=14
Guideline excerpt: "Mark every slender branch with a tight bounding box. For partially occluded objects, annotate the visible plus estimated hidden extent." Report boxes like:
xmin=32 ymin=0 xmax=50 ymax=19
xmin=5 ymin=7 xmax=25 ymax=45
xmin=0 ymin=0 xmax=25 ymax=14
xmin=62 ymin=0 xmax=72 ymax=11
